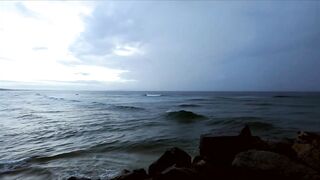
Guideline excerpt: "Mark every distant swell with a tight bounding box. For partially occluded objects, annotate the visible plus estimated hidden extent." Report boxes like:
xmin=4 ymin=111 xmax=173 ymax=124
xmin=0 ymin=107 xmax=23 ymax=112
xmin=165 ymin=110 xmax=206 ymax=123
xmin=245 ymin=121 xmax=275 ymax=130
xmin=47 ymin=96 xmax=65 ymax=101
xmin=145 ymin=94 xmax=162 ymax=97
xmin=112 ymin=105 xmax=145 ymax=111
xmin=16 ymin=114 xmax=43 ymax=120
xmin=89 ymin=102 xmax=145 ymax=111
xmin=42 ymin=95 xmax=81 ymax=103
xmin=246 ymin=102 xmax=273 ymax=106
xmin=178 ymin=104 xmax=200 ymax=107
xmin=273 ymin=95 xmax=300 ymax=98
xmin=188 ymin=98 xmax=207 ymax=101
xmin=30 ymin=150 xmax=87 ymax=163
xmin=209 ymin=116 xmax=275 ymax=130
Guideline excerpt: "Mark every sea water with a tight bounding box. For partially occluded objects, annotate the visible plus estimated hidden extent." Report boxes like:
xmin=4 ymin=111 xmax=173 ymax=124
xmin=1 ymin=90 xmax=320 ymax=179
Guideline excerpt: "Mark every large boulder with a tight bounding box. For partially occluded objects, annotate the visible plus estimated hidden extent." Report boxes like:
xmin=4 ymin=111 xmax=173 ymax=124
xmin=155 ymin=165 xmax=199 ymax=180
xmin=267 ymin=138 xmax=297 ymax=159
xmin=199 ymin=125 xmax=267 ymax=165
xmin=232 ymin=150 xmax=320 ymax=180
xmin=292 ymin=131 xmax=320 ymax=172
xmin=193 ymin=155 xmax=249 ymax=180
xmin=148 ymin=147 xmax=191 ymax=177
xmin=111 ymin=169 xmax=148 ymax=180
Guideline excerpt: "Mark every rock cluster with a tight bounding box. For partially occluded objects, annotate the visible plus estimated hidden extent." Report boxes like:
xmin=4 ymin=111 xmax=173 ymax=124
xmin=68 ymin=125 xmax=320 ymax=180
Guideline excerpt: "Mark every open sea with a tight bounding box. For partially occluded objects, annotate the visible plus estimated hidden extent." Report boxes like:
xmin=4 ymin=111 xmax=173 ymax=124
xmin=1 ymin=90 xmax=320 ymax=180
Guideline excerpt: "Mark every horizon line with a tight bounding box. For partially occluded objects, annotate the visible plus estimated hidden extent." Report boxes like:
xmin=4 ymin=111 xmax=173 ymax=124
xmin=1 ymin=88 xmax=320 ymax=93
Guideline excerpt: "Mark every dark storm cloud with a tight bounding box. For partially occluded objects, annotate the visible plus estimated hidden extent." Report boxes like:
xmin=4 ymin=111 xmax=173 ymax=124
xmin=71 ymin=1 xmax=320 ymax=91
xmin=70 ymin=2 xmax=144 ymax=56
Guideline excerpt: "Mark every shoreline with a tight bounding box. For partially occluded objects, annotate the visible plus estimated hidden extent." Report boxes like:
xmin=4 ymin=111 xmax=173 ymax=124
xmin=68 ymin=125 xmax=320 ymax=180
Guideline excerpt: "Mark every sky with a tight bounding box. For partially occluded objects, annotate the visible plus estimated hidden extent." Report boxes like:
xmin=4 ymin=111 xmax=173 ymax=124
xmin=0 ymin=1 xmax=320 ymax=91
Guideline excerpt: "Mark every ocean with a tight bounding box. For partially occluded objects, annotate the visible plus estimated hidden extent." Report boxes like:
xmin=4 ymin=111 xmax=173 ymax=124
xmin=0 ymin=90 xmax=320 ymax=180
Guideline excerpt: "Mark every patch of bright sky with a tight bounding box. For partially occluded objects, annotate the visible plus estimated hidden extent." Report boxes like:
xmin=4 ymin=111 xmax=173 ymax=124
xmin=0 ymin=1 xmax=134 ymax=86
xmin=113 ymin=42 xmax=144 ymax=57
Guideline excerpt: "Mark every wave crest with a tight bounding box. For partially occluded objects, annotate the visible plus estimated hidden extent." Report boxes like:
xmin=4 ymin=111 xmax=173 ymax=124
xmin=165 ymin=110 xmax=206 ymax=123
xmin=113 ymin=105 xmax=145 ymax=111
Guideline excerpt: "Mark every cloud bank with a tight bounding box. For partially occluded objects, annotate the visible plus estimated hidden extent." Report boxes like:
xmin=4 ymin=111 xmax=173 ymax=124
xmin=1 ymin=1 xmax=320 ymax=91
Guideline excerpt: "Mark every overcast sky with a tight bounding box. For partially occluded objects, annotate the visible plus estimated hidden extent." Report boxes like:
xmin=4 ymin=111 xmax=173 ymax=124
xmin=0 ymin=1 xmax=319 ymax=91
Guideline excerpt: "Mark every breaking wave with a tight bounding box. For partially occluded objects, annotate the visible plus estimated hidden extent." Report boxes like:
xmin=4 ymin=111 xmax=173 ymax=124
xmin=165 ymin=110 xmax=206 ymax=123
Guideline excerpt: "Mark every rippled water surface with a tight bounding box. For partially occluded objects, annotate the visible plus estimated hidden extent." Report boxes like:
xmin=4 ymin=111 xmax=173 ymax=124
xmin=1 ymin=90 xmax=320 ymax=179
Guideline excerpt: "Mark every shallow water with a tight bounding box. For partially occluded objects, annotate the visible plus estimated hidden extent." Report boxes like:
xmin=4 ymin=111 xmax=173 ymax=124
xmin=1 ymin=90 xmax=320 ymax=179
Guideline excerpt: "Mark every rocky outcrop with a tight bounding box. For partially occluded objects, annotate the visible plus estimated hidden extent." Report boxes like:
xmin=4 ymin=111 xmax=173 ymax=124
xmin=239 ymin=125 xmax=252 ymax=137
xmin=292 ymin=131 xmax=320 ymax=172
xmin=148 ymin=147 xmax=191 ymax=176
xmin=155 ymin=165 xmax=199 ymax=180
xmin=199 ymin=125 xmax=267 ymax=165
xmin=68 ymin=126 xmax=320 ymax=180
xmin=111 ymin=169 xmax=148 ymax=180
xmin=232 ymin=150 xmax=320 ymax=180
xmin=266 ymin=138 xmax=297 ymax=159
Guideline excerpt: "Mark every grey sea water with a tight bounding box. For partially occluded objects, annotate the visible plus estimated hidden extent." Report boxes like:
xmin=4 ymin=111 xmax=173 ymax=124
xmin=1 ymin=90 xmax=320 ymax=180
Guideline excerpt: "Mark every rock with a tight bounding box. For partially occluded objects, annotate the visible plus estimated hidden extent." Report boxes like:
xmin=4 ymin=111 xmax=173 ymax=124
xmin=155 ymin=165 xmax=199 ymax=180
xmin=239 ymin=125 xmax=252 ymax=137
xmin=67 ymin=177 xmax=91 ymax=180
xmin=292 ymin=131 xmax=320 ymax=172
xmin=267 ymin=138 xmax=297 ymax=159
xmin=121 ymin=169 xmax=131 ymax=174
xmin=199 ymin=126 xmax=267 ymax=165
xmin=295 ymin=131 xmax=320 ymax=144
xmin=192 ymin=158 xmax=207 ymax=171
xmin=148 ymin=147 xmax=191 ymax=176
xmin=232 ymin=150 xmax=320 ymax=180
xmin=192 ymin=155 xmax=202 ymax=165
xmin=111 ymin=169 xmax=148 ymax=180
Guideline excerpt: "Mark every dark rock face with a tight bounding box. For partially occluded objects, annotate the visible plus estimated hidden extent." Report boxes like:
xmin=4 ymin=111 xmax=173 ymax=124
xmin=194 ymin=160 xmax=236 ymax=180
xmin=67 ymin=177 xmax=91 ymax=180
xmin=232 ymin=150 xmax=320 ymax=180
xmin=111 ymin=169 xmax=148 ymax=180
xmin=199 ymin=126 xmax=267 ymax=165
xmin=148 ymin=147 xmax=191 ymax=176
xmin=292 ymin=131 xmax=320 ymax=172
xmin=69 ymin=126 xmax=320 ymax=180
xmin=267 ymin=138 xmax=297 ymax=159
xmin=239 ymin=125 xmax=252 ymax=137
xmin=156 ymin=165 xmax=199 ymax=180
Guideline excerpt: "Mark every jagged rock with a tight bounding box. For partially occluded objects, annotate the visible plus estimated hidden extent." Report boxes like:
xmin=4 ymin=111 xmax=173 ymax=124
xmin=155 ymin=165 xmax=199 ymax=180
xmin=267 ymin=138 xmax=297 ymax=159
xmin=67 ymin=177 xmax=91 ymax=180
xmin=111 ymin=169 xmax=148 ymax=180
xmin=192 ymin=155 xmax=203 ymax=165
xmin=121 ymin=169 xmax=131 ymax=174
xmin=148 ymin=147 xmax=191 ymax=176
xmin=239 ymin=125 xmax=252 ymax=137
xmin=192 ymin=157 xmax=207 ymax=171
xmin=199 ymin=126 xmax=267 ymax=165
xmin=232 ymin=150 xmax=320 ymax=180
xmin=292 ymin=131 xmax=320 ymax=172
